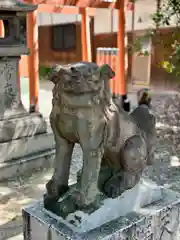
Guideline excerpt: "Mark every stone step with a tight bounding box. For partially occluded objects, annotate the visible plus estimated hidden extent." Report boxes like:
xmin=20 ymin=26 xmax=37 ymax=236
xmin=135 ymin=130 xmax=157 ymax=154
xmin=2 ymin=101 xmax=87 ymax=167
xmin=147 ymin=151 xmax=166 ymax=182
xmin=0 ymin=148 xmax=55 ymax=181
xmin=0 ymin=112 xmax=47 ymax=142
xmin=0 ymin=130 xmax=55 ymax=162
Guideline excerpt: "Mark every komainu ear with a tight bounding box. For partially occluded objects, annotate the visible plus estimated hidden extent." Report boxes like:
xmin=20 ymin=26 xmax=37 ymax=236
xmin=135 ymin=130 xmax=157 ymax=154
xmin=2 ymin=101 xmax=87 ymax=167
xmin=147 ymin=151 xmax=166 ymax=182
xmin=99 ymin=64 xmax=115 ymax=79
xmin=48 ymin=65 xmax=67 ymax=84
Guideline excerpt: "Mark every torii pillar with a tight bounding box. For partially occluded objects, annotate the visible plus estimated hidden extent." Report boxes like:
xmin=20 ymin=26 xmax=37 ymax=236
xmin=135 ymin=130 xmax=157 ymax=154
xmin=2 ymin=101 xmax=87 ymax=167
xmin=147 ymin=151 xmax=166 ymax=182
xmin=27 ymin=0 xmax=39 ymax=113
xmin=81 ymin=8 xmax=92 ymax=61
xmin=0 ymin=20 xmax=4 ymax=37
xmin=117 ymin=0 xmax=130 ymax=112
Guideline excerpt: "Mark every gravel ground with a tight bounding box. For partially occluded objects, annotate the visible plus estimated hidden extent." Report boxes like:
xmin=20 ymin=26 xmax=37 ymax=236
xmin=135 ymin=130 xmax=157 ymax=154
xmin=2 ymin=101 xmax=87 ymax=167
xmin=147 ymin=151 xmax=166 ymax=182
xmin=1 ymin=81 xmax=180 ymax=240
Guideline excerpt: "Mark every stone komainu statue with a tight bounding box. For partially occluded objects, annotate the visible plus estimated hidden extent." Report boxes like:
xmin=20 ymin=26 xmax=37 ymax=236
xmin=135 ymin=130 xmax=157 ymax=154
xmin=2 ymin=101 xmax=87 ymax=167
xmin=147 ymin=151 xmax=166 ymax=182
xmin=44 ymin=62 xmax=156 ymax=212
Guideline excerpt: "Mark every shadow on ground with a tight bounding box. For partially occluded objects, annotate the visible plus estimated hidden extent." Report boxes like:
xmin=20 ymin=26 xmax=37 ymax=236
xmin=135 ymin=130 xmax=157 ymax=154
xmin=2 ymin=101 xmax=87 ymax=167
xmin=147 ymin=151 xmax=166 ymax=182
xmin=0 ymin=216 xmax=22 ymax=240
xmin=0 ymin=168 xmax=53 ymax=240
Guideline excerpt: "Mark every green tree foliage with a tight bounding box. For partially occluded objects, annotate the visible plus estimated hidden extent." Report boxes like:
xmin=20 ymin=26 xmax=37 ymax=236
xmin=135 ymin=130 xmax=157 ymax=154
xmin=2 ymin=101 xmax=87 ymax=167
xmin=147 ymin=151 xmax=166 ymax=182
xmin=152 ymin=0 xmax=180 ymax=75
xmin=39 ymin=66 xmax=52 ymax=79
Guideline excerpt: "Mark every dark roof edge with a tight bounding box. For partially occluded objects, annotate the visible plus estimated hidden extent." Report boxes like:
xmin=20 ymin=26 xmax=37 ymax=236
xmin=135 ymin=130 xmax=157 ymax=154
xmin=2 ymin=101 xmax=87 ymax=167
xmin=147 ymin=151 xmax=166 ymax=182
xmin=0 ymin=1 xmax=38 ymax=12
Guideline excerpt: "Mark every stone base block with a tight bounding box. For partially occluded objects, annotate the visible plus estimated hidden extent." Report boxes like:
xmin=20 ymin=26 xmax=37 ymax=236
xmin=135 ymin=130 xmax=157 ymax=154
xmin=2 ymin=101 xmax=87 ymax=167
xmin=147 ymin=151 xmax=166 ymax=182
xmin=23 ymin=183 xmax=180 ymax=240
xmin=0 ymin=148 xmax=55 ymax=181
xmin=0 ymin=112 xmax=47 ymax=142
xmin=0 ymin=127 xmax=54 ymax=162
xmin=0 ymin=126 xmax=55 ymax=180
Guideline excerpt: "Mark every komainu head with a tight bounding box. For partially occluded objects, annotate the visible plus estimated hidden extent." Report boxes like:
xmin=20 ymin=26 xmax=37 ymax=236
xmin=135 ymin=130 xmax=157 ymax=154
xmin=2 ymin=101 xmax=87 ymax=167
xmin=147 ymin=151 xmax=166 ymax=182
xmin=48 ymin=62 xmax=115 ymax=95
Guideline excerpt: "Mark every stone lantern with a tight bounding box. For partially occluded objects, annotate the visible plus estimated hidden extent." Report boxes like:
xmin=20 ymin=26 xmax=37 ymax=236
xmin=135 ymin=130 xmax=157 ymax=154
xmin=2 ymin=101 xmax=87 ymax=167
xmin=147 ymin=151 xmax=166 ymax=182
xmin=0 ymin=0 xmax=36 ymax=116
xmin=0 ymin=0 xmax=54 ymax=180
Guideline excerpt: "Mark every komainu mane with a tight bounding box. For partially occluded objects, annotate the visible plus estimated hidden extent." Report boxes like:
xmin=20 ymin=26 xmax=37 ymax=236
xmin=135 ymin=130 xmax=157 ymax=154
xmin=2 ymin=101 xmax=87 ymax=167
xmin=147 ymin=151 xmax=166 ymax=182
xmin=44 ymin=62 xmax=156 ymax=216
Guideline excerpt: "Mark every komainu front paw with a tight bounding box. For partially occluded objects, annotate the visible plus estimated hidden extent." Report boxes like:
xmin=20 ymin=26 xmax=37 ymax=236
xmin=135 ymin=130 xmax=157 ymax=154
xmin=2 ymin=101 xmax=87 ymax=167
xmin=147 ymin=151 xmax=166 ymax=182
xmin=46 ymin=179 xmax=69 ymax=197
xmin=72 ymin=190 xmax=107 ymax=213
xmin=44 ymin=179 xmax=69 ymax=211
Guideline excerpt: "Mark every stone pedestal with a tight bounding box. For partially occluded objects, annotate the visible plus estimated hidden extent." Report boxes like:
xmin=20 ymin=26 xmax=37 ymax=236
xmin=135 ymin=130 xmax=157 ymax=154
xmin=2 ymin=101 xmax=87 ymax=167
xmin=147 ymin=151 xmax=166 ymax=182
xmin=0 ymin=1 xmax=55 ymax=179
xmin=0 ymin=47 xmax=55 ymax=180
xmin=0 ymin=124 xmax=55 ymax=180
xmin=22 ymin=180 xmax=180 ymax=240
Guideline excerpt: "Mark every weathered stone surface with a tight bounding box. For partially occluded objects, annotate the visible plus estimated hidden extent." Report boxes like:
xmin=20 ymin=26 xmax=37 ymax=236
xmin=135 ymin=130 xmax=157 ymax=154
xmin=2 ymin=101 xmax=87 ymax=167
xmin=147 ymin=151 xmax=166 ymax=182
xmin=44 ymin=62 xmax=155 ymax=215
xmin=0 ymin=113 xmax=47 ymax=142
xmin=0 ymin=149 xmax=55 ymax=181
xmin=0 ymin=128 xmax=54 ymax=163
xmin=23 ymin=186 xmax=180 ymax=240
xmin=44 ymin=178 xmax=163 ymax=232
xmin=0 ymin=57 xmax=55 ymax=178
xmin=0 ymin=58 xmax=24 ymax=116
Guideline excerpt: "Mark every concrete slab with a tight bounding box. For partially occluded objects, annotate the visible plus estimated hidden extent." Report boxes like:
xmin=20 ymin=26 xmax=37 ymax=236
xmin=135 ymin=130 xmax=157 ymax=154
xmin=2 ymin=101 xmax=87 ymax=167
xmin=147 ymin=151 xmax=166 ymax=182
xmin=23 ymin=186 xmax=180 ymax=240
xmin=43 ymin=178 xmax=163 ymax=233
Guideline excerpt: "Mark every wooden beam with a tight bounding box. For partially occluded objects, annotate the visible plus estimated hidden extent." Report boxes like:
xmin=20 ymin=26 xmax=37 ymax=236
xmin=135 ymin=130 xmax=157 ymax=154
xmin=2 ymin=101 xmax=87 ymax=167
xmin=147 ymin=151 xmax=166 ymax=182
xmin=28 ymin=0 xmax=117 ymax=9
xmin=37 ymin=4 xmax=96 ymax=16
xmin=81 ymin=8 xmax=92 ymax=61
xmin=37 ymin=5 xmax=78 ymax=14
xmin=80 ymin=8 xmax=96 ymax=16
xmin=27 ymin=2 xmax=39 ymax=113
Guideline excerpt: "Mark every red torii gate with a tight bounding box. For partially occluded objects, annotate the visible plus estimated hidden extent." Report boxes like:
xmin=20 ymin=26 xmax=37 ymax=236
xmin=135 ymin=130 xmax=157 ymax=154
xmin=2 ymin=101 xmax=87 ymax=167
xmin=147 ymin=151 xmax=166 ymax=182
xmin=0 ymin=0 xmax=126 ymax=112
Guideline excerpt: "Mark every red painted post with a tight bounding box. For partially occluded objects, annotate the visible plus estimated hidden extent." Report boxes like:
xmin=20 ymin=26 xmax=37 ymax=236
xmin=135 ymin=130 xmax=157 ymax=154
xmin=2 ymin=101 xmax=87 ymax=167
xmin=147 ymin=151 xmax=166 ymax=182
xmin=0 ymin=20 xmax=4 ymax=37
xmin=101 ymin=48 xmax=105 ymax=66
xmin=81 ymin=8 xmax=92 ymax=62
xmin=27 ymin=2 xmax=39 ymax=112
xmin=96 ymin=48 xmax=101 ymax=66
xmin=117 ymin=0 xmax=130 ymax=111
xmin=109 ymin=48 xmax=114 ymax=94
xmin=113 ymin=48 xmax=118 ymax=95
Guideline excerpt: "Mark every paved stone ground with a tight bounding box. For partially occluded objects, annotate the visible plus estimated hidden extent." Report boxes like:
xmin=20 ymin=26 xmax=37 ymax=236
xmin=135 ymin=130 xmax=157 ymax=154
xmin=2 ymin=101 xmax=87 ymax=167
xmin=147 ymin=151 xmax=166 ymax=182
xmin=0 ymin=79 xmax=180 ymax=239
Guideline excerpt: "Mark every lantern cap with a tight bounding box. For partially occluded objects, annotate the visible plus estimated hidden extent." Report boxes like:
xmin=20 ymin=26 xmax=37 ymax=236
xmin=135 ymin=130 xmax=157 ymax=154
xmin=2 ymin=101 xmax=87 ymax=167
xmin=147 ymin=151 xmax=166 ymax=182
xmin=0 ymin=0 xmax=37 ymax=12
